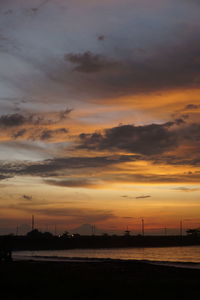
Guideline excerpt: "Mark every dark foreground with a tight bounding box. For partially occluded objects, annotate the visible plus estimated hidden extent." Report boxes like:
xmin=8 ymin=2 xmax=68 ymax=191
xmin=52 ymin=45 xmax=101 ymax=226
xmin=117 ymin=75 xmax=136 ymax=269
xmin=0 ymin=260 xmax=200 ymax=300
xmin=1 ymin=234 xmax=199 ymax=251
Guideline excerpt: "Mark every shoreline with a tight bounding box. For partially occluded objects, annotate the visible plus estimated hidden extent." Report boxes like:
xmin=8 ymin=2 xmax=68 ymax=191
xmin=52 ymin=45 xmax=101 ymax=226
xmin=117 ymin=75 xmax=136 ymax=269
xmin=12 ymin=245 xmax=200 ymax=268
xmin=11 ymin=242 xmax=200 ymax=251
xmin=13 ymin=255 xmax=200 ymax=269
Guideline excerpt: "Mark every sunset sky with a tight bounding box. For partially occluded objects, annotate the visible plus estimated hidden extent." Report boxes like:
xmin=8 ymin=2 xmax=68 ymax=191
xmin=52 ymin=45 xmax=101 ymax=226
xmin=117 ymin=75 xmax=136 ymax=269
xmin=0 ymin=0 xmax=200 ymax=235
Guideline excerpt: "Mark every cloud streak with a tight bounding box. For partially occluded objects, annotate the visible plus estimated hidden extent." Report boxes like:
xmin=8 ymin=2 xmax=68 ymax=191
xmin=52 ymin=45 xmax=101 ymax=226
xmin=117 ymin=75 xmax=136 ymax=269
xmin=44 ymin=178 xmax=102 ymax=189
xmin=0 ymin=155 xmax=138 ymax=177
xmin=135 ymin=195 xmax=151 ymax=199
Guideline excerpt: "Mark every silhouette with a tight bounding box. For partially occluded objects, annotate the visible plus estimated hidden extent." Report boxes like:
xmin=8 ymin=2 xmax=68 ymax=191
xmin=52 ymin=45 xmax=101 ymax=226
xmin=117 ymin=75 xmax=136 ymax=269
xmin=0 ymin=236 xmax=12 ymax=262
xmin=186 ymin=228 xmax=200 ymax=237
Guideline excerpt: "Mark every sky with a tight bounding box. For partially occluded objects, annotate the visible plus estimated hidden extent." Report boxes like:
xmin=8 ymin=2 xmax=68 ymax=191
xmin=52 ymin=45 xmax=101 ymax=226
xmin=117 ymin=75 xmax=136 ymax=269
xmin=0 ymin=0 xmax=200 ymax=235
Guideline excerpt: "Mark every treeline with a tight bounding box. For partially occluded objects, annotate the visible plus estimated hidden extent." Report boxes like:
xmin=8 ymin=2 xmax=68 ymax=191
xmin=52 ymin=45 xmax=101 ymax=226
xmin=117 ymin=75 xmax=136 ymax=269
xmin=0 ymin=229 xmax=199 ymax=251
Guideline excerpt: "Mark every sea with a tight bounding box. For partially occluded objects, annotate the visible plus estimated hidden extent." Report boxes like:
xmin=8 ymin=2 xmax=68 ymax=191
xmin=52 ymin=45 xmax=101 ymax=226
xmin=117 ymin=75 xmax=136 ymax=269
xmin=13 ymin=245 xmax=200 ymax=269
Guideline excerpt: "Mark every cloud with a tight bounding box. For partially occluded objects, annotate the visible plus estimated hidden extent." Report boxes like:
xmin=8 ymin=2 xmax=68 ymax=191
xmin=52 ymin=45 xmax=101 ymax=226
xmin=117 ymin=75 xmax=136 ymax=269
xmin=0 ymin=175 xmax=11 ymax=181
xmin=44 ymin=178 xmax=101 ymax=189
xmin=39 ymin=171 xmax=200 ymax=186
xmin=1 ymin=0 xmax=200 ymax=109
xmin=0 ymin=109 xmax=71 ymax=142
xmin=65 ymin=51 xmax=117 ymax=73
xmin=184 ymin=104 xmax=200 ymax=110
xmin=78 ymin=120 xmax=200 ymax=160
xmin=172 ymin=187 xmax=200 ymax=192
xmin=59 ymin=108 xmax=73 ymax=121
xmin=78 ymin=123 xmax=178 ymax=155
xmin=135 ymin=195 xmax=151 ymax=199
xmin=97 ymin=35 xmax=106 ymax=41
xmin=11 ymin=127 xmax=68 ymax=141
xmin=47 ymin=37 xmax=200 ymax=101
xmin=12 ymin=129 xmax=27 ymax=139
xmin=2 ymin=200 xmax=117 ymax=222
xmin=38 ymin=128 xmax=68 ymax=141
xmin=0 ymin=113 xmax=26 ymax=127
xmin=30 ymin=0 xmax=52 ymax=12
xmin=121 ymin=194 xmax=152 ymax=199
xmin=152 ymin=155 xmax=200 ymax=166
xmin=22 ymin=194 xmax=32 ymax=201
xmin=0 ymin=155 xmax=138 ymax=177
xmin=107 ymin=172 xmax=200 ymax=184
xmin=0 ymin=109 xmax=72 ymax=129
xmin=29 ymin=208 xmax=116 ymax=223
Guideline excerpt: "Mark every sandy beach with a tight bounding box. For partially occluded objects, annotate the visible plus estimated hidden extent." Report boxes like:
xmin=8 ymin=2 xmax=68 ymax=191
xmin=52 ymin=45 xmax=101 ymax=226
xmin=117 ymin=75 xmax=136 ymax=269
xmin=0 ymin=259 xmax=199 ymax=299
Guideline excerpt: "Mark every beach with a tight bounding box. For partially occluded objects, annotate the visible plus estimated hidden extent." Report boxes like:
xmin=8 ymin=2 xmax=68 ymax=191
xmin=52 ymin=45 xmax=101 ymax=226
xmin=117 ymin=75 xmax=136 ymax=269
xmin=0 ymin=259 xmax=199 ymax=299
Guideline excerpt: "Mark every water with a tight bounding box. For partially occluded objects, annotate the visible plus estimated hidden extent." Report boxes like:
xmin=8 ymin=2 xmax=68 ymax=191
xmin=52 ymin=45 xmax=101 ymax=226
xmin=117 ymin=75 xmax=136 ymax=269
xmin=14 ymin=245 xmax=200 ymax=265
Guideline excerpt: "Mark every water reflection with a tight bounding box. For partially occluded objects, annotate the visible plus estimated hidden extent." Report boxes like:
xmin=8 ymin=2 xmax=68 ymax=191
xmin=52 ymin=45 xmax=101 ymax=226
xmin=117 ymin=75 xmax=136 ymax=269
xmin=14 ymin=245 xmax=200 ymax=263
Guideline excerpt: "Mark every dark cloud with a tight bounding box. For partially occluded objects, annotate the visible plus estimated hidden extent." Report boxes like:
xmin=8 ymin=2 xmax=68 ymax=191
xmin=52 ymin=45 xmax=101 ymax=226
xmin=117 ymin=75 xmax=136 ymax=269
xmin=121 ymin=194 xmax=152 ymax=199
xmin=12 ymin=127 xmax=68 ymax=141
xmin=65 ymin=51 xmax=117 ymax=73
xmin=172 ymin=187 xmax=200 ymax=192
xmin=27 ymin=0 xmax=52 ymax=15
xmin=12 ymin=129 xmax=27 ymax=139
xmin=176 ymin=123 xmax=200 ymax=142
xmin=39 ymin=170 xmax=200 ymax=185
xmin=44 ymin=178 xmax=100 ymax=188
xmin=184 ymin=104 xmax=200 ymax=110
xmin=97 ymin=35 xmax=106 ymax=41
xmin=152 ymin=155 xmax=200 ymax=166
xmin=135 ymin=195 xmax=151 ymax=199
xmin=50 ymin=38 xmax=200 ymax=99
xmin=59 ymin=108 xmax=73 ymax=121
xmin=78 ymin=123 xmax=178 ymax=155
xmin=0 ymin=155 xmax=138 ymax=177
xmin=78 ymin=120 xmax=200 ymax=158
xmin=3 ymin=9 xmax=13 ymax=15
xmin=0 ymin=175 xmax=11 ymax=181
xmin=114 ymin=38 xmax=200 ymax=94
xmin=0 ymin=113 xmax=26 ymax=127
xmin=0 ymin=109 xmax=72 ymax=129
xmin=39 ymin=128 xmax=68 ymax=140
xmin=174 ymin=118 xmax=185 ymax=125
xmin=22 ymin=194 xmax=32 ymax=201
xmin=111 ymin=172 xmax=200 ymax=184
xmin=181 ymin=114 xmax=190 ymax=120
xmin=172 ymin=104 xmax=200 ymax=120
xmin=1 ymin=1 xmax=200 ymax=106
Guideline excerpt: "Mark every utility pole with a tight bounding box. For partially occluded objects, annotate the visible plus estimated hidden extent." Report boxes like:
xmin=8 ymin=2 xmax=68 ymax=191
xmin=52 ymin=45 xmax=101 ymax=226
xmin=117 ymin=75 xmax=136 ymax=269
xmin=141 ymin=218 xmax=145 ymax=236
xmin=164 ymin=227 xmax=167 ymax=236
xmin=32 ymin=215 xmax=35 ymax=231
xmin=16 ymin=225 xmax=19 ymax=236
xmin=91 ymin=225 xmax=93 ymax=235
xmin=124 ymin=226 xmax=131 ymax=236
xmin=54 ymin=225 xmax=57 ymax=236
xmin=91 ymin=225 xmax=96 ymax=235
xmin=180 ymin=220 xmax=183 ymax=237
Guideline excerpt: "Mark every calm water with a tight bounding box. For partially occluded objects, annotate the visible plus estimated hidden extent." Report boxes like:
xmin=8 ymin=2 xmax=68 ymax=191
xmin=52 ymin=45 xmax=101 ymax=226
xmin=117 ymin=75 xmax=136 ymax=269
xmin=14 ymin=245 xmax=200 ymax=263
